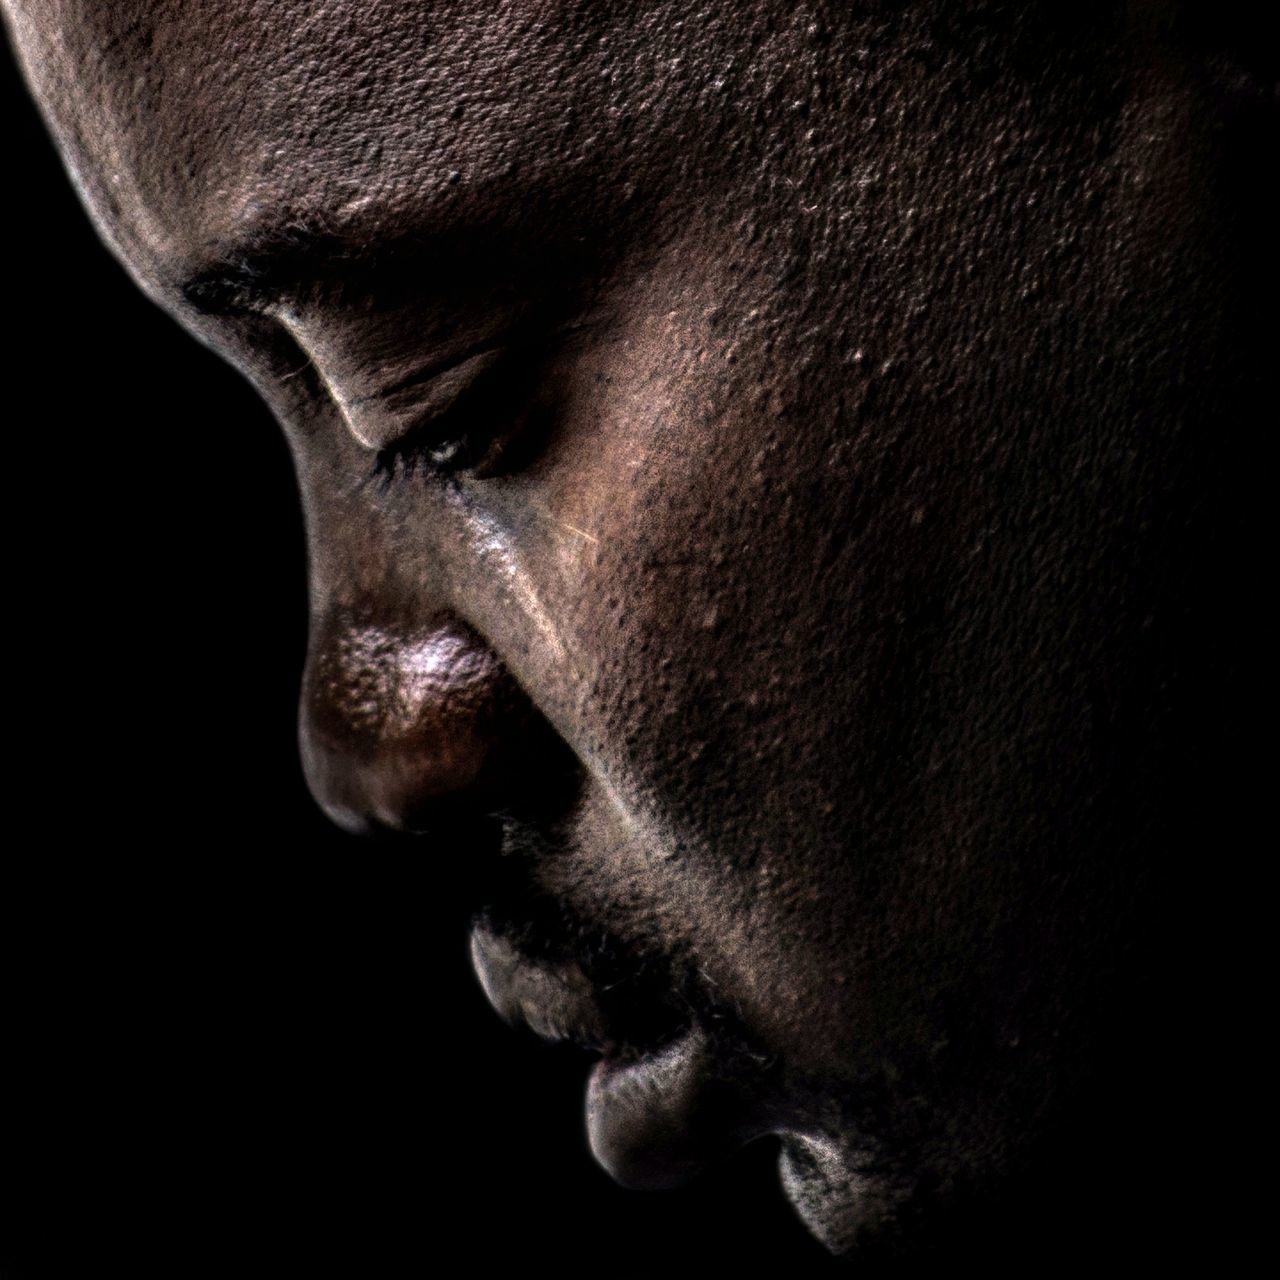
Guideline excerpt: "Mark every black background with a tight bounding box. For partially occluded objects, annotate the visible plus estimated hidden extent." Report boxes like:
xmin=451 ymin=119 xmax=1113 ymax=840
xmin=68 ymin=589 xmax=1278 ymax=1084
xmin=5 ymin=16 xmax=1274 ymax=1277
xmin=0 ymin=38 xmax=837 ymax=1280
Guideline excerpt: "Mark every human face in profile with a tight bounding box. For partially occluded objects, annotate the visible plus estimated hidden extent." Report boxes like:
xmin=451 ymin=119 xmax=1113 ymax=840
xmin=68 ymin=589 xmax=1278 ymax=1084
xmin=4 ymin=0 xmax=1260 ymax=1262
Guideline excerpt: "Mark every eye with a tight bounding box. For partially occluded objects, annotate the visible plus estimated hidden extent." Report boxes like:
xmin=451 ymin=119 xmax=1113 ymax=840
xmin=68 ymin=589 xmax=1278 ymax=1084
xmin=370 ymin=327 xmax=575 ymax=485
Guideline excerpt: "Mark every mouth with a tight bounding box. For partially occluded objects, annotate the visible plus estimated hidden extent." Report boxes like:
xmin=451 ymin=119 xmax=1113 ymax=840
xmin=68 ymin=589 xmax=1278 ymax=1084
xmin=469 ymin=923 xmax=615 ymax=1052
xmin=469 ymin=922 xmax=771 ymax=1190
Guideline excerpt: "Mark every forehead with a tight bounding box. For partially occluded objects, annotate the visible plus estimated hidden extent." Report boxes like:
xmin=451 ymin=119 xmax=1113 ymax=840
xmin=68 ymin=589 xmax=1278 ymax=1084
xmin=8 ymin=0 xmax=789 ymax=285
xmin=7 ymin=1 xmax=1176 ymax=303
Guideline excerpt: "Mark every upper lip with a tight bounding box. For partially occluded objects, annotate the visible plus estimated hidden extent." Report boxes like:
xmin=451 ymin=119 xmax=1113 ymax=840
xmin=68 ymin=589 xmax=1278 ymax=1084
xmin=469 ymin=924 xmax=613 ymax=1051
xmin=468 ymin=921 xmax=692 ymax=1061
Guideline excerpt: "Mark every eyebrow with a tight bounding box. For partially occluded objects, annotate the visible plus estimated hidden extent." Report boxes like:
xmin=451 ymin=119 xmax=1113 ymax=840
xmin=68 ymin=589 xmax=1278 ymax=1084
xmin=174 ymin=211 xmax=588 ymax=320
xmin=177 ymin=225 xmax=377 ymax=316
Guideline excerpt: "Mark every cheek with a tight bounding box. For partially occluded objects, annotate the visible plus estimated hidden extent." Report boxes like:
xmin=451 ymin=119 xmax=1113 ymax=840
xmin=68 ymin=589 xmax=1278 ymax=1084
xmin=478 ymin=275 xmax=828 ymax=828
xmin=435 ymin=272 xmax=872 ymax=1066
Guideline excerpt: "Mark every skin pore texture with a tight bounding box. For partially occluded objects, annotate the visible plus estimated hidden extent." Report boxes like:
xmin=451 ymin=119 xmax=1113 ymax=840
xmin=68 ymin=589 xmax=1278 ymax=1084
xmin=4 ymin=0 xmax=1268 ymax=1266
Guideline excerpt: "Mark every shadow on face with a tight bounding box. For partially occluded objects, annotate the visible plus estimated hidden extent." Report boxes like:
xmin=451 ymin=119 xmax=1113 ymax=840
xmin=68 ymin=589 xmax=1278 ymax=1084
xmin=1 ymin=1 xmax=1272 ymax=1274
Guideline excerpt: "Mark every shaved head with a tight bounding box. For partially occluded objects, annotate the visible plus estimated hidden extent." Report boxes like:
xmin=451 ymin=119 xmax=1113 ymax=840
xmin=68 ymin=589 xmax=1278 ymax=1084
xmin=4 ymin=0 xmax=1270 ymax=1269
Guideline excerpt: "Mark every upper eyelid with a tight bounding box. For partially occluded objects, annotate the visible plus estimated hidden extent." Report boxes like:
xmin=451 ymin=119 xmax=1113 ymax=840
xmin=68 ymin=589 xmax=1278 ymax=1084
xmin=181 ymin=263 xmax=600 ymax=466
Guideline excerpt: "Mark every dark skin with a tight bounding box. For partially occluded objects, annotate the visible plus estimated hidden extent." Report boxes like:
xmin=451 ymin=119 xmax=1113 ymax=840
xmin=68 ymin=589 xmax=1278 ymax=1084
xmin=3 ymin=0 xmax=1269 ymax=1266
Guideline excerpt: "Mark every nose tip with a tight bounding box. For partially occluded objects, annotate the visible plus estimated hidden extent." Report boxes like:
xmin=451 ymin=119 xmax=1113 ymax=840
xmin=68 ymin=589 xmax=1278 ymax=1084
xmin=299 ymin=611 xmax=534 ymax=835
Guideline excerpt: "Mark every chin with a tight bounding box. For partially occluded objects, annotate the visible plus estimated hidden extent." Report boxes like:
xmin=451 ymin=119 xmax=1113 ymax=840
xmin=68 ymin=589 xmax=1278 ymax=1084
xmin=776 ymin=1133 xmax=908 ymax=1257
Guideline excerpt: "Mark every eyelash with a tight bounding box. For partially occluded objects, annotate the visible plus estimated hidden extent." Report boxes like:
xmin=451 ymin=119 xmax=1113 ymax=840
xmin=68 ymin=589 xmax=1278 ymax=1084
xmin=368 ymin=344 xmax=556 ymax=487
xmin=372 ymin=432 xmax=476 ymax=485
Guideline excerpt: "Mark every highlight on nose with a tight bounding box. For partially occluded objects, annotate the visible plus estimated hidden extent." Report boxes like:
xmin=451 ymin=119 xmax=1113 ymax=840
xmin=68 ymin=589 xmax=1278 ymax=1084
xmin=299 ymin=609 xmax=534 ymax=835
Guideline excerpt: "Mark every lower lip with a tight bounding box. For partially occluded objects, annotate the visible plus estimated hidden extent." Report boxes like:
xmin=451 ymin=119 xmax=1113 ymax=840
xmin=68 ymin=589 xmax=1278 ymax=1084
xmin=586 ymin=1028 xmax=749 ymax=1190
xmin=470 ymin=925 xmax=765 ymax=1188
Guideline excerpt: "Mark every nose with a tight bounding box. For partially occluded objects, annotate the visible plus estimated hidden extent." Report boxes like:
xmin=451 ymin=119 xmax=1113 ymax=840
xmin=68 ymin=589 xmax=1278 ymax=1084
xmin=299 ymin=608 xmax=539 ymax=835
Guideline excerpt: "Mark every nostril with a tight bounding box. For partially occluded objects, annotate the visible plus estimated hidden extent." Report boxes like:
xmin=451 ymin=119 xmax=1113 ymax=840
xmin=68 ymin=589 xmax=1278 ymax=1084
xmin=296 ymin=718 xmax=385 ymax=836
xmin=298 ymin=610 xmax=541 ymax=836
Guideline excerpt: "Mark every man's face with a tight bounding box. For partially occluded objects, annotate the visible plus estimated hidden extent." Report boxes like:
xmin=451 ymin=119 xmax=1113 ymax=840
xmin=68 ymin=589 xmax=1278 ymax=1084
xmin=5 ymin=0 xmax=1245 ymax=1256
